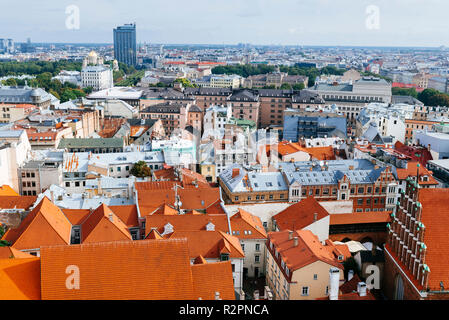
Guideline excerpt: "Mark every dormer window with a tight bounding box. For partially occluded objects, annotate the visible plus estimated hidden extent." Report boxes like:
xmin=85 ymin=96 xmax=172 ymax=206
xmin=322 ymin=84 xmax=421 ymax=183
xmin=338 ymin=255 xmax=344 ymax=261
xmin=206 ymin=222 xmax=215 ymax=231
xmin=220 ymin=253 xmax=229 ymax=261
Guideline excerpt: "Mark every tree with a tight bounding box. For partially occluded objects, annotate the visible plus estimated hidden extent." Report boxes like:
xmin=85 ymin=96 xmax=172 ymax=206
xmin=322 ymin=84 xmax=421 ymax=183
xmin=280 ymin=83 xmax=292 ymax=90
xmin=292 ymin=83 xmax=305 ymax=90
xmin=130 ymin=161 xmax=152 ymax=178
xmin=60 ymin=89 xmax=77 ymax=103
xmin=0 ymin=240 xmax=9 ymax=247
xmin=173 ymin=78 xmax=196 ymax=88
xmin=3 ymin=78 xmax=17 ymax=86
xmin=83 ymin=86 xmax=93 ymax=95
xmin=392 ymin=87 xmax=418 ymax=98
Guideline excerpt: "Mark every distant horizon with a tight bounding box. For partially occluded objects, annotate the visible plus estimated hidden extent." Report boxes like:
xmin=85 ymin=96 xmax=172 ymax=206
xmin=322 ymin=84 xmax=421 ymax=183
xmin=2 ymin=0 xmax=449 ymax=47
xmin=9 ymin=42 xmax=447 ymax=50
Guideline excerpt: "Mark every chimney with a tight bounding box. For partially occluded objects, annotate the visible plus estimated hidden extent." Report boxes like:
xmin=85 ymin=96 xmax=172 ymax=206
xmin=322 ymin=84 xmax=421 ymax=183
xmin=214 ymin=291 xmax=221 ymax=300
xmin=232 ymin=168 xmax=240 ymax=178
xmin=50 ymin=190 xmax=54 ymax=203
xmin=293 ymin=237 xmax=298 ymax=247
xmin=108 ymin=213 xmax=113 ymax=222
xmin=357 ymin=282 xmax=367 ymax=297
xmin=313 ymin=213 xmax=318 ymax=222
xmin=329 ymin=267 xmax=340 ymax=300
xmin=348 ymin=270 xmax=354 ymax=281
xmin=288 ymin=230 xmax=293 ymax=240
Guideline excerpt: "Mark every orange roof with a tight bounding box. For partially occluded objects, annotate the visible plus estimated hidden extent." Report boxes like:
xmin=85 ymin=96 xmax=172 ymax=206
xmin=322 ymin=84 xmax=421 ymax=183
xmin=144 ymin=213 xmax=229 ymax=237
xmin=135 ymin=180 xmax=177 ymax=191
xmin=0 ymin=185 xmax=19 ymax=196
xmin=418 ymin=188 xmax=449 ymax=290
xmin=268 ymin=229 xmax=343 ymax=273
xmin=0 ymin=195 xmax=37 ymax=209
xmin=40 ymin=239 xmax=197 ymax=300
xmin=137 ymin=188 xmax=220 ymax=216
xmin=3 ymin=197 xmax=72 ymax=250
xmin=191 ymin=261 xmax=235 ymax=300
xmin=273 ymin=197 xmax=330 ymax=231
xmin=330 ymin=211 xmax=391 ymax=225
xmin=61 ymin=209 xmax=92 ymax=225
xmin=270 ymin=141 xmax=335 ymax=160
xmin=0 ymin=257 xmax=41 ymax=300
xmin=108 ymin=205 xmax=139 ymax=228
xmin=80 ymin=203 xmax=132 ymax=243
xmin=149 ymin=204 xmax=179 ymax=215
xmin=230 ymin=209 xmax=267 ymax=240
xmin=339 ymin=274 xmax=362 ymax=294
xmin=396 ymin=162 xmax=438 ymax=185
xmin=324 ymin=239 xmax=351 ymax=261
xmin=168 ymin=230 xmax=244 ymax=259
xmin=150 ymin=167 xmax=211 ymax=189
xmin=0 ymin=247 xmax=35 ymax=259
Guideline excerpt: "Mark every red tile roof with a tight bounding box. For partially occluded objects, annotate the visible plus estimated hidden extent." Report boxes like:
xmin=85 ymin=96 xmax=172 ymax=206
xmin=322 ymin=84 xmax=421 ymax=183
xmin=191 ymin=261 xmax=235 ymax=300
xmin=396 ymin=162 xmax=438 ymax=186
xmin=0 ymin=185 xmax=19 ymax=196
xmin=0 ymin=257 xmax=41 ymax=300
xmin=0 ymin=246 xmax=35 ymax=259
xmin=268 ymin=229 xmax=344 ymax=273
xmin=137 ymin=187 xmax=220 ymax=216
xmin=418 ymin=188 xmax=449 ymax=291
xmin=3 ymin=197 xmax=72 ymax=250
xmin=230 ymin=209 xmax=267 ymax=240
xmin=0 ymin=195 xmax=37 ymax=210
xmin=273 ymin=197 xmax=330 ymax=231
xmin=145 ymin=214 xmax=230 ymax=238
xmin=168 ymin=230 xmax=244 ymax=259
xmin=329 ymin=211 xmax=391 ymax=225
xmin=79 ymin=203 xmax=132 ymax=243
xmin=40 ymin=239 xmax=197 ymax=300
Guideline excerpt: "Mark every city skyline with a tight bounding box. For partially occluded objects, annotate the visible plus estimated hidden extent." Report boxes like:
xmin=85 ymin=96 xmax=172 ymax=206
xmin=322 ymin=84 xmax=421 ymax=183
xmin=1 ymin=0 xmax=449 ymax=47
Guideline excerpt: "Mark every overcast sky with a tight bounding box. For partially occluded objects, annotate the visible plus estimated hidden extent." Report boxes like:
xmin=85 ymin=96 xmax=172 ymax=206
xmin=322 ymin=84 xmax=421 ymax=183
xmin=1 ymin=0 xmax=448 ymax=47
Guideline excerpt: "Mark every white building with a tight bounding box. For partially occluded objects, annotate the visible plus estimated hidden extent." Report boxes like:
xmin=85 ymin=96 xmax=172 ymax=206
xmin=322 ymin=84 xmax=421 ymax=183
xmin=81 ymin=65 xmax=113 ymax=91
xmin=356 ymin=103 xmax=415 ymax=144
xmin=62 ymin=150 xmax=164 ymax=194
xmin=0 ymin=130 xmax=32 ymax=192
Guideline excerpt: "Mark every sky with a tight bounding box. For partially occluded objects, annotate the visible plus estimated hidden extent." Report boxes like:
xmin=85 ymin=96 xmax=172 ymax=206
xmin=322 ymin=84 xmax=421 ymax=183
xmin=1 ymin=0 xmax=449 ymax=47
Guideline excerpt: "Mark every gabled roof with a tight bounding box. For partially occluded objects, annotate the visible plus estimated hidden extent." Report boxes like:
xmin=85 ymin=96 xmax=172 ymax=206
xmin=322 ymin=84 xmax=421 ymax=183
xmin=395 ymin=162 xmax=438 ymax=186
xmin=39 ymin=239 xmax=197 ymax=300
xmin=273 ymin=197 xmax=329 ymax=231
xmin=0 ymin=257 xmax=41 ymax=300
xmin=168 ymin=230 xmax=244 ymax=259
xmin=230 ymin=209 xmax=267 ymax=240
xmin=0 ymin=185 xmax=19 ymax=196
xmin=3 ymin=197 xmax=72 ymax=250
xmin=268 ymin=229 xmax=343 ymax=273
xmin=80 ymin=203 xmax=132 ymax=243
xmin=0 ymin=195 xmax=37 ymax=210
xmin=144 ymin=213 xmax=229 ymax=238
xmin=137 ymin=188 xmax=220 ymax=216
xmin=0 ymin=246 xmax=35 ymax=259
xmin=191 ymin=261 xmax=235 ymax=300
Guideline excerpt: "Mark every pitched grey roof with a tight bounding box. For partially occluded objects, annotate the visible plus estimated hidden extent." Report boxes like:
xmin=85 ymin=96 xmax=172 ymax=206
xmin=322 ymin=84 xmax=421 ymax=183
xmin=0 ymin=86 xmax=55 ymax=104
xmin=292 ymin=90 xmax=325 ymax=103
xmin=58 ymin=138 xmax=124 ymax=149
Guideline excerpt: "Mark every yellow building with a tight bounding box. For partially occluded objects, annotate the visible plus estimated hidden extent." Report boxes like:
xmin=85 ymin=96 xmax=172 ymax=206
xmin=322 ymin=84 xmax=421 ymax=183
xmin=265 ymin=229 xmax=346 ymax=300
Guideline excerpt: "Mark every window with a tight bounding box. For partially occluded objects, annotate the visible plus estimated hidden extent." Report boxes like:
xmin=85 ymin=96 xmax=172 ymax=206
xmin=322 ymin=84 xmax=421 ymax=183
xmin=220 ymin=253 xmax=229 ymax=261
xmin=256 ymin=244 xmax=260 ymax=251
xmin=358 ymin=187 xmax=364 ymax=194
xmin=65 ymin=182 xmax=70 ymax=187
xmin=325 ymin=286 xmax=329 ymax=296
xmin=255 ymin=255 xmax=260 ymax=263
xmin=302 ymin=287 xmax=309 ymax=296
xmin=357 ymin=198 xmax=363 ymax=205
xmin=313 ymin=274 xmax=318 ymax=280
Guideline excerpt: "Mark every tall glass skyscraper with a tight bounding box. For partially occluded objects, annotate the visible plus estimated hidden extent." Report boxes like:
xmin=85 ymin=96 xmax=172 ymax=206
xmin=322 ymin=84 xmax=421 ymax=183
xmin=113 ymin=23 xmax=137 ymax=66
